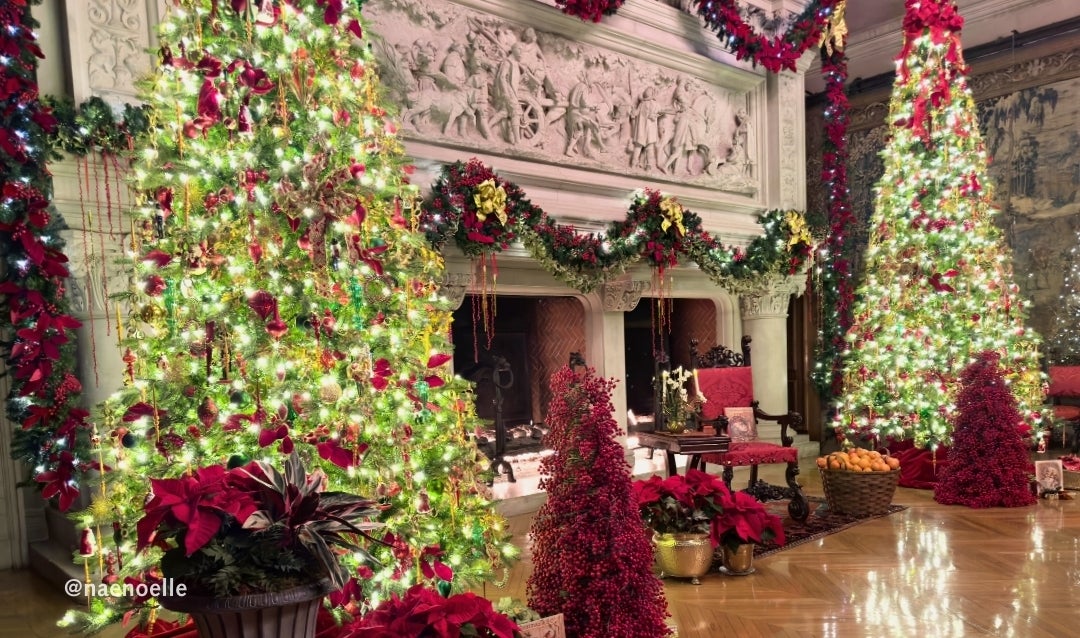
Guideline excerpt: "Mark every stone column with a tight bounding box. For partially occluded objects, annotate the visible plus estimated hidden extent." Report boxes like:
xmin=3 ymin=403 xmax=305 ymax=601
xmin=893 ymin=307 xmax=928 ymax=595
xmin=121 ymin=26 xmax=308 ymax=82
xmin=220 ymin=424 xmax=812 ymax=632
xmin=51 ymin=157 xmax=133 ymax=407
xmin=738 ymin=273 xmax=809 ymax=416
xmin=594 ymin=280 xmax=649 ymax=465
xmin=763 ymin=50 xmax=814 ymax=211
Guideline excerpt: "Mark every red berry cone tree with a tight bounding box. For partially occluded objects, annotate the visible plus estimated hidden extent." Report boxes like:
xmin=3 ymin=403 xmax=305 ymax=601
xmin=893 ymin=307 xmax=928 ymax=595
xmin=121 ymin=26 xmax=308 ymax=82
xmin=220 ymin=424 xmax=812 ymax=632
xmin=933 ymin=351 xmax=1036 ymax=508
xmin=527 ymin=363 xmax=669 ymax=637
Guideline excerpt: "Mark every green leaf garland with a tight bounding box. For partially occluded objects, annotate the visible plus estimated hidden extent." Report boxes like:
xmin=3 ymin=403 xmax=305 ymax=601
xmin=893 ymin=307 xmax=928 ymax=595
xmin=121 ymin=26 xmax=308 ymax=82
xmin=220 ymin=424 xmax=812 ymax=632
xmin=419 ymin=158 xmax=815 ymax=293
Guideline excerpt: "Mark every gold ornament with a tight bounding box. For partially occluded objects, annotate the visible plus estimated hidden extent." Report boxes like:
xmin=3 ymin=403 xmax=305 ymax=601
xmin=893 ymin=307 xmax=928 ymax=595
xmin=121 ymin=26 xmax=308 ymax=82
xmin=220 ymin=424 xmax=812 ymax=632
xmin=784 ymin=210 xmax=813 ymax=249
xmin=320 ymin=378 xmax=343 ymax=403
xmin=820 ymin=0 xmax=848 ymax=56
xmin=659 ymin=196 xmax=686 ymax=236
xmin=472 ymin=179 xmax=508 ymax=225
xmin=138 ymin=304 xmax=166 ymax=322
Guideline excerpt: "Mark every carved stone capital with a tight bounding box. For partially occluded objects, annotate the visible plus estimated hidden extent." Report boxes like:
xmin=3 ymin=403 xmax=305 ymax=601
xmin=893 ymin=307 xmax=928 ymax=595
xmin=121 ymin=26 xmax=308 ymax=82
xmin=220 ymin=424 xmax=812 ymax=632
xmin=600 ymin=280 xmax=650 ymax=312
xmin=738 ymin=272 xmax=808 ymax=320
xmin=440 ymin=272 xmax=472 ymax=310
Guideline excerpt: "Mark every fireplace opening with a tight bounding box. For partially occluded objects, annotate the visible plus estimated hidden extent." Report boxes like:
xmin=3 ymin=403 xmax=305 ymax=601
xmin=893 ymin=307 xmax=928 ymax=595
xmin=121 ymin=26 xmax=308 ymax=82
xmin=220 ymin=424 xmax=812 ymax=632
xmin=452 ymin=294 xmax=585 ymax=476
xmin=623 ymin=298 xmax=717 ymax=419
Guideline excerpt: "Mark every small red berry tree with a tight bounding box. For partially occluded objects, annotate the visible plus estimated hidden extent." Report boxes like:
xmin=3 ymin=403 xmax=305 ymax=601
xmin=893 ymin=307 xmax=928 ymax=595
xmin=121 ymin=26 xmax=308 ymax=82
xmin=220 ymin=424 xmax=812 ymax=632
xmin=527 ymin=363 xmax=669 ymax=637
xmin=934 ymin=351 xmax=1036 ymax=508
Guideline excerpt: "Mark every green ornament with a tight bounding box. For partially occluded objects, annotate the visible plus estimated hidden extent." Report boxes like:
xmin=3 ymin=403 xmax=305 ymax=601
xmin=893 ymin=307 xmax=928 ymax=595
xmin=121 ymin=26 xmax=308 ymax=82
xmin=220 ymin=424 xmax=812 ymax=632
xmin=414 ymin=380 xmax=429 ymax=402
xmin=227 ymin=454 xmax=248 ymax=469
xmin=436 ymin=580 xmax=452 ymax=597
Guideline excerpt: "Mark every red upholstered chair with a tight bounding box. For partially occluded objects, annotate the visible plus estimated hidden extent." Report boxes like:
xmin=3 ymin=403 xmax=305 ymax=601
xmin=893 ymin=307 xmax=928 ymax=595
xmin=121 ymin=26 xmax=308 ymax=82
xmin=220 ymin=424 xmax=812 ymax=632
xmin=688 ymin=337 xmax=809 ymax=521
xmin=1047 ymin=365 xmax=1080 ymax=453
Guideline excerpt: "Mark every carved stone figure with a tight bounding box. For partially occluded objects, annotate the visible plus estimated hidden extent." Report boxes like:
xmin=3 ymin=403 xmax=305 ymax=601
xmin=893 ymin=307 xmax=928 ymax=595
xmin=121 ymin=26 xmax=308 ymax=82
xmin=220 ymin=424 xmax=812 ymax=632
xmin=564 ymin=77 xmax=604 ymax=157
xmin=490 ymin=43 xmax=525 ymax=144
xmin=663 ymin=78 xmax=712 ymax=175
xmin=630 ymin=87 xmax=663 ymax=171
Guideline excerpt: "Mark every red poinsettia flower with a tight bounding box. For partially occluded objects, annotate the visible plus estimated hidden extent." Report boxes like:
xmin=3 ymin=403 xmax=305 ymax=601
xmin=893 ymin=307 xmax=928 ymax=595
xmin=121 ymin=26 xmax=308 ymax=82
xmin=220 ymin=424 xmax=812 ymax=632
xmin=347 ymin=584 xmax=518 ymax=638
xmin=35 ymin=451 xmax=80 ymax=511
xmin=713 ymin=489 xmax=786 ymax=550
xmin=136 ymin=465 xmax=258 ymax=555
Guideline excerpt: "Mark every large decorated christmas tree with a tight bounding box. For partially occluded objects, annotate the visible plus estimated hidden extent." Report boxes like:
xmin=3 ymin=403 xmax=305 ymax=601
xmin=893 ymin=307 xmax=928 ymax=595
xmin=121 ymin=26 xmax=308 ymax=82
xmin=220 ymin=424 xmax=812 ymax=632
xmin=832 ymin=0 xmax=1045 ymax=450
xmin=68 ymin=0 xmax=513 ymax=630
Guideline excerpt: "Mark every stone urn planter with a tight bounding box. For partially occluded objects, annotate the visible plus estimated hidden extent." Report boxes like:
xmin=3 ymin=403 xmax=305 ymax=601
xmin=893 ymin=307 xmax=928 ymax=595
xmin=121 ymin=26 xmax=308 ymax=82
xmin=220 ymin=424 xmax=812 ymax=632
xmin=157 ymin=579 xmax=333 ymax=638
xmin=653 ymin=532 xmax=714 ymax=584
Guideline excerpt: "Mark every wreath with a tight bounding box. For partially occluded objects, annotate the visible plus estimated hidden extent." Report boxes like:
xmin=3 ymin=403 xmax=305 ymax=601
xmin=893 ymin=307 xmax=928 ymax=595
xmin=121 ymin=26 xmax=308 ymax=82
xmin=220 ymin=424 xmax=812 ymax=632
xmin=422 ymin=159 xmax=532 ymax=257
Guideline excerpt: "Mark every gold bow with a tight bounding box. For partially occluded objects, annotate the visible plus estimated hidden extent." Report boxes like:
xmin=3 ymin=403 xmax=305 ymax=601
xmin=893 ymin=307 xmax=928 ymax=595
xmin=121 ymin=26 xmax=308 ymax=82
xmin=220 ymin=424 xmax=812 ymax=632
xmin=819 ymin=0 xmax=848 ymax=57
xmin=784 ymin=210 xmax=812 ymax=249
xmin=659 ymin=196 xmax=685 ymax=236
xmin=473 ymin=179 xmax=508 ymax=225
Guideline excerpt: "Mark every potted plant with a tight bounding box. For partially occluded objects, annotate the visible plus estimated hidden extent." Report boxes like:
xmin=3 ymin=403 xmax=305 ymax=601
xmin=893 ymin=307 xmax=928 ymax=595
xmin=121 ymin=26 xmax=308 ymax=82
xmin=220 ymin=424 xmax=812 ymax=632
xmin=342 ymin=583 xmax=519 ymax=637
xmin=713 ymin=489 xmax=786 ymax=575
xmin=631 ymin=469 xmax=727 ymax=583
xmin=136 ymin=453 xmax=383 ymax=638
xmin=657 ymin=366 xmax=704 ymax=434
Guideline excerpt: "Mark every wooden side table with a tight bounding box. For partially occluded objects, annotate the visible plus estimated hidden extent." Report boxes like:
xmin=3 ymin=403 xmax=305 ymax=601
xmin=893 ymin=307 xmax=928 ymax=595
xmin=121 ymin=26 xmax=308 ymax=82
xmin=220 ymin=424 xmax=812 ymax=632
xmin=637 ymin=432 xmax=731 ymax=477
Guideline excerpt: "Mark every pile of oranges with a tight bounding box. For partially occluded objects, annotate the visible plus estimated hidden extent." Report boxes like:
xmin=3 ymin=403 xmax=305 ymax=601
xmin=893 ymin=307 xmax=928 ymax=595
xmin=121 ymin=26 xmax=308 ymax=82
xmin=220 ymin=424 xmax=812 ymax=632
xmin=816 ymin=447 xmax=900 ymax=473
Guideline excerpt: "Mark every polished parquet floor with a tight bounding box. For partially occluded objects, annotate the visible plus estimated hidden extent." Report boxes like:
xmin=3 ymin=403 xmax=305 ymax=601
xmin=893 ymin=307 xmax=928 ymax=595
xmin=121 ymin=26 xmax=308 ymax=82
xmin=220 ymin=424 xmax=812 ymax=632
xmin=2 ymin=459 xmax=1078 ymax=638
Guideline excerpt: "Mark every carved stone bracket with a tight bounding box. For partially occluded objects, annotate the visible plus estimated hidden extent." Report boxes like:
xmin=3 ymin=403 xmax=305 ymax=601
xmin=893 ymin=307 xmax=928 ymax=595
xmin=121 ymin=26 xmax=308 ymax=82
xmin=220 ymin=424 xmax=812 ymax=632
xmin=738 ymin=271 xmax=808 ymax=320
xmin=440 ymin=272 xmax=473 ymax=310
xmin=600 ymin=279 xmax=650 ymax=312
xmin=60 ymin=227 xmax=131 ymax=320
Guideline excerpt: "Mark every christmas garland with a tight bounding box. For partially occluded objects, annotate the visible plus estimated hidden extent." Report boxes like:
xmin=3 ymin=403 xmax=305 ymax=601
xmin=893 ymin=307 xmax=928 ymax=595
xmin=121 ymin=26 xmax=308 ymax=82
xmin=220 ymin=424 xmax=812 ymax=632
xmin=43 ymin=96 xmax=152 ymax=156
xmin=555 ymin=0 xmax=625 ymax=22
xmin=1 ymin=0 xmax=89 ymax=510
xmin=696 ymin=0 xmax=843 ymax=73
xmin=811 ymin=7 xmax=854 ymax=401
xmin=420 ymin=158 xmax=814 ymax=293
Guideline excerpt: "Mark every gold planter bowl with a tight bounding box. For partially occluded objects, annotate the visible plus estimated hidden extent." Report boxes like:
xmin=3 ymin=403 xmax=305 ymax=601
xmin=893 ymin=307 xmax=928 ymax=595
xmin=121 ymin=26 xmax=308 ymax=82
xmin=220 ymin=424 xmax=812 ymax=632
xmin=653 ymin=532 xmax=714 ymax=585
xmin=721 ymin=542 xmax=755 ymax=575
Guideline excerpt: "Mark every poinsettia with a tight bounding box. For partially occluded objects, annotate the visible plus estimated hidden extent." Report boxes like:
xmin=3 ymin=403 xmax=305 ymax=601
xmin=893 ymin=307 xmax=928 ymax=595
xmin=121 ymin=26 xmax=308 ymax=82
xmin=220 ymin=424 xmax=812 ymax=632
xmin=714 ymin=489 xmax=786 ymax=551
xmin=346 ymin=584 xmax=518 ymax=638
xmin=134 ymin=454 xmax=383 ymax=597
xmin=632 ymin=468 xmax=727 ymax=541
xmin=136 ymin=464 xmax=258 ymax=556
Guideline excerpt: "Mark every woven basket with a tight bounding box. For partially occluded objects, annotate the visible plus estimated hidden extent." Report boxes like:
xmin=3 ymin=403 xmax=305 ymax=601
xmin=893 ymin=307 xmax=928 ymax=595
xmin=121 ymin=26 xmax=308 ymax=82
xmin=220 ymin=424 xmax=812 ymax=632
xmin=819 ymin=468 xmax=900 ymax=518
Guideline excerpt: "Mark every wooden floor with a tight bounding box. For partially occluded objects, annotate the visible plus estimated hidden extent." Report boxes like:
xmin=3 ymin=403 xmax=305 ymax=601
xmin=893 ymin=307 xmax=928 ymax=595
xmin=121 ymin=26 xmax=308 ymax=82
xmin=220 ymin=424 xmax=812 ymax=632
xmin=2 ymin=458 xmax=1078 ymax=637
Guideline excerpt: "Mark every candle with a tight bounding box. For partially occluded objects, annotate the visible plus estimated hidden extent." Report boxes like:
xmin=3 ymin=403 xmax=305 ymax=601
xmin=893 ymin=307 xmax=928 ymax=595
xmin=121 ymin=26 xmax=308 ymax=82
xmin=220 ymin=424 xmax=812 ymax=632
xmin=115 ymin=303 xmax=124 ymax=345
xmin=693 ymin=369 xmax=701 ymax=397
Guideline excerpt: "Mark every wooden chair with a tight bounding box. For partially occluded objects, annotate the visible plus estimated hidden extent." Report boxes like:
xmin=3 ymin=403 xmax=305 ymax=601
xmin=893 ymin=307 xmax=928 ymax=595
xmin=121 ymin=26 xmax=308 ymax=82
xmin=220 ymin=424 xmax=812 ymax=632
xmin=688 ymin=337 xmax=809 ymax=521
xmin=1047 ymin=365 xmax=1080 ymax=453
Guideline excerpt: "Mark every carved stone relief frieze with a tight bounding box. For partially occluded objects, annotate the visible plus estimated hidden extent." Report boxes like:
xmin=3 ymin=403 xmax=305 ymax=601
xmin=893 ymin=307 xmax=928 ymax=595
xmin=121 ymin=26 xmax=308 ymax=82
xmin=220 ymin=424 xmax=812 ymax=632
xmin=65 ymin=0 xmax=158 ymax=104
xmin=600 ymin=280 xmax=650 ymax=312
xmin=365 ymin=0 xmax=759 ymax=194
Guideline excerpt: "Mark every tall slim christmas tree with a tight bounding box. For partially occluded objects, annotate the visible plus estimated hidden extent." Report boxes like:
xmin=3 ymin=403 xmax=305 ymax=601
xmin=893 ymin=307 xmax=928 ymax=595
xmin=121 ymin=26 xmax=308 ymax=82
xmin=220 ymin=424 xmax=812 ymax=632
xmin=1048 ymin=232 xmax=1080 ymax=365
xmin=833 ymin=0 xmax=1045 ymax=450
xmin=69 ymin=0 xmax=513 ymax=629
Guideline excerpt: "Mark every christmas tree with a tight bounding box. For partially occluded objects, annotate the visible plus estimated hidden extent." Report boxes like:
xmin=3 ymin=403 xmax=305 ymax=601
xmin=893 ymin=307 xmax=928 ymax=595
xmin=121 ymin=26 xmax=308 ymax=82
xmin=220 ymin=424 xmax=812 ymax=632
xmin=527 ymin=363 xmax=669 ymax=638
xmin=933 ymin=351 xmax=1035 ymax=508
xmin=1048 ymin=232 xmax=1080 ymax=365
xmin=832 ymin=0 xmax=1045 ymax=450
xmin=67 ymin=0 xmax=513 ymax=630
